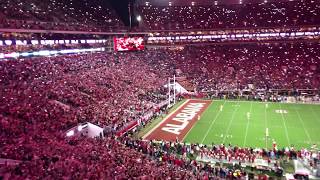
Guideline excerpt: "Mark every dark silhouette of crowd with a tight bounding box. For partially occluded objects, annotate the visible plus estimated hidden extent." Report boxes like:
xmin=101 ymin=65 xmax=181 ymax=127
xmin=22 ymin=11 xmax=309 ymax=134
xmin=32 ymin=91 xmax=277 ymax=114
xmin=138 ymin=0 xmax=320 ymax=30
xmin=0 ymin=0 xmax=124 ymax=32
xmin=2 ymin=0 xmax=319 ymax=32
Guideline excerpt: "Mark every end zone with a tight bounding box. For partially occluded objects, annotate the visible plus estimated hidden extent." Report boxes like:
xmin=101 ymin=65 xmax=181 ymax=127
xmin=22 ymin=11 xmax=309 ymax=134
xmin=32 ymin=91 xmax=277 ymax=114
xmin=144 ymin=99 xmax=211 ymax=141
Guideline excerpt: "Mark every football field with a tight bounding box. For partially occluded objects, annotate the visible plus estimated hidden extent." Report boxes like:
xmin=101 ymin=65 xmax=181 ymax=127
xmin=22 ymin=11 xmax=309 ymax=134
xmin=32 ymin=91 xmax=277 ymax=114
xmin=183 ymin=100 xmax=320 ymax=149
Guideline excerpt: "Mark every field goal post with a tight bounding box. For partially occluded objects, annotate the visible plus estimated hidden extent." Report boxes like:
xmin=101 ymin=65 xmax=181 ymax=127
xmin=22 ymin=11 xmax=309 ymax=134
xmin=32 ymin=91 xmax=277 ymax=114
xmin=168 ymin=75 xmax=176 ymax=108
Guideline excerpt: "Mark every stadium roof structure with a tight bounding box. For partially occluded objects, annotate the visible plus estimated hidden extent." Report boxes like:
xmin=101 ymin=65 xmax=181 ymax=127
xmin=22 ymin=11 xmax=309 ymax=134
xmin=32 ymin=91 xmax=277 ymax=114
xmin=136 ymin=0 xmax=300 ymax=6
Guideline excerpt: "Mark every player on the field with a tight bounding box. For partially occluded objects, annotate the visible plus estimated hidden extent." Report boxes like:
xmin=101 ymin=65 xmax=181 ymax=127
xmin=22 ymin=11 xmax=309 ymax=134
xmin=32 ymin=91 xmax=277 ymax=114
xmin=220 ymin=105 xmax=223 ymax=111
xmin=247 ymin=112 xmax=250 ymax=119
xmin=272 ymin=139 xmax=278 ymax=151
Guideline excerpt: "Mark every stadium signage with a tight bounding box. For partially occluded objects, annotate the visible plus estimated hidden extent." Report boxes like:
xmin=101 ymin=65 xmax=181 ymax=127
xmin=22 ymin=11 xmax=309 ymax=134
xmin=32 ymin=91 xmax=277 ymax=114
xmin=0 ymin=48 xmax=105 ymax=60
xmin=147 ymin=31 xmax=320 ymax=43
xmin=0 ymin=39 xmax=107 ymax=46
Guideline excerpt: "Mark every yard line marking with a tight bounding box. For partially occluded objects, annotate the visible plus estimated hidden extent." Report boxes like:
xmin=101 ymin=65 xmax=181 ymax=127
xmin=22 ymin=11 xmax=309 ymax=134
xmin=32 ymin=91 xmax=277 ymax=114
xmin=294 ymin=108 xmax=312 ymax=143
xmin=278 ymin=103 xmax=291 ymax=146
xmin=182 ymin=100 xmax=214 ymax=142
xmin=200 ymin=101 xmax=226 ymax=144
xmin=222 ymin=101 xmax=240 ymax=144
xmin=264 ymin=102 xmax=268 ymax=149
xmin=142 ymin=99 xmax=190 ymax=139
xmin=243 ymin=101 xmax=253 ymax=147
xmin=264 ymin=102 xmax=268 ymax=128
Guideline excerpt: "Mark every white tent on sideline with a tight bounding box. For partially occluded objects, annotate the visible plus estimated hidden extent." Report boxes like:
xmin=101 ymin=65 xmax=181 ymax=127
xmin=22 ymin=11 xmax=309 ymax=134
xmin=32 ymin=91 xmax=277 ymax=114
xmin=65 ymin=122 xmax=104 ymax=138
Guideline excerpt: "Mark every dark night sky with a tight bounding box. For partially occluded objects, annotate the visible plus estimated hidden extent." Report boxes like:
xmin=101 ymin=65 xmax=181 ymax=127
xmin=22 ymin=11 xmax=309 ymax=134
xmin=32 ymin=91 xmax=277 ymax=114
xmin=109 ymin=0 xmax=135 ymax=26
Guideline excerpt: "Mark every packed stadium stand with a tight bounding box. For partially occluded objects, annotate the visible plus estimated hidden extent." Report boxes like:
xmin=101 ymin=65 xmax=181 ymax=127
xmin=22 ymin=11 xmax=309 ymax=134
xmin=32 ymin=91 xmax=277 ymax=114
xmin=0 ymin=0 xmax=124 ymax=31
xmin=1 ymin=0 xmax=320 ymax=179
xmin=144 ymin=43 xmax=320 ymax=91
xmin=137 ymin=0 xmax=320 ymax=30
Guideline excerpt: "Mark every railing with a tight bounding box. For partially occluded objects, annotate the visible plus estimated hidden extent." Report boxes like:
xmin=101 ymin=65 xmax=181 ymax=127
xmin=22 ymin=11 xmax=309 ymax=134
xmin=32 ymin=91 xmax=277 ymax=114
xmin=0 ymin=158 xmax=21 ymax=166
xmin=116 ymin=99 xmax=172 ymax=136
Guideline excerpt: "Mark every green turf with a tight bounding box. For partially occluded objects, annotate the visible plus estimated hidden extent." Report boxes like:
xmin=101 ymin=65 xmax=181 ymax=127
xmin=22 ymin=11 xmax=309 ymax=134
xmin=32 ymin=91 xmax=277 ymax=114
xmin=183 ymin=100 xmax=320 ymax=149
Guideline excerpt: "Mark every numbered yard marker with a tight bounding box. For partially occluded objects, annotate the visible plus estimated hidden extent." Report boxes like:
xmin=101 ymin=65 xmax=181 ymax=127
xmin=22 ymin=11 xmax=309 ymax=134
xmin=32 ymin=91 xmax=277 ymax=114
xmin=275 ymin=109 xmax=288 ymax=114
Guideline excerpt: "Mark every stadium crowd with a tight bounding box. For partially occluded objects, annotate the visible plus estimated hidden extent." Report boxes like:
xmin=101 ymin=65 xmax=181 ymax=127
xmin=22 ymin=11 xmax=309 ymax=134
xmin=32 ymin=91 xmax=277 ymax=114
xmin=0 ymin=52 xmax=181 ymax=178
xmin=1 ymin=136 xmax=200 ymax=179
xmin=138 ymin=0 xmax=320 ymax=30
xmin=0 ymin=0 xmax=319 ymax=178
xmin=0 ymin=52 xmax=168 ymax=134
xmin=2 ymin=42 xmax=318 ymax=93
xmin=1 ymin=41 xmax=319 ymax=177
xmin=1 ymin=0 xmax=319 ymax=32
xmin=0 ymin=0 xmax=124 ymax=31
xmin=123 ymin=137 xmax=319 ymax=175
xmin=144 ymin=43 xmax=320 ymax=92
xmin=122 ymin=137 xmax=320 ymax=178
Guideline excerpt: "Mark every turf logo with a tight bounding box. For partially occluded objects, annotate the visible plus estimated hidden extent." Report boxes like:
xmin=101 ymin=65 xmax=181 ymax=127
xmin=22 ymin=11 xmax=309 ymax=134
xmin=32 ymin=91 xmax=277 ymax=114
xmin=144 ymin=99 xmax=211 ymax=141
xmin=161 ymin=103 xmax=206 ymax=135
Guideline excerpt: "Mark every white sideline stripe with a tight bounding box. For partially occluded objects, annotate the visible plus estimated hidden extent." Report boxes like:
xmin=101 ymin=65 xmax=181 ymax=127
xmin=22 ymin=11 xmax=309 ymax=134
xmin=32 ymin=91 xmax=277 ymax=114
xmin=278 ymin=103 xmax=291 ymax=145
xmin=264 ymin=102 xmax=268 ymax=149
xmin=142 ymin=99 xmax=190 ymax=139
xmin=192 ymin=99 xmax=212 ymax=101
xmin=222 ymin=101 xmax=240 ymax=144
xmin=201 ymin=101 xmax=227 ymax=144
xmin=182 ymin=100 xmax=213 ymax=142
xmin=243 ymin=101 xmax=253 ymax=147
xmin=212 ymin=99 xmax=320 ymax=105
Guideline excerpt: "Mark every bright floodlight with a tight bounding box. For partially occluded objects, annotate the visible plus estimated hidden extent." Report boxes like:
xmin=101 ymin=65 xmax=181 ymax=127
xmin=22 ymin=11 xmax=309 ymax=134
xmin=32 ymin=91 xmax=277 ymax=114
xmin=136 ymin=15 xmax=142 ymax=22
xmin=66 ymin=130 xmax=74 ymax=137
xmin=77 ymin=125 xmax=83 ymax=131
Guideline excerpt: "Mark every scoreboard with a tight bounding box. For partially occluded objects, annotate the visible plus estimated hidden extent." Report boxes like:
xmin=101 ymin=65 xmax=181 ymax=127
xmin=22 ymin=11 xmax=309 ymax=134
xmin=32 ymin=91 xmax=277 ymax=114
xmin=113 ymin=37 xmax=144 ymax=51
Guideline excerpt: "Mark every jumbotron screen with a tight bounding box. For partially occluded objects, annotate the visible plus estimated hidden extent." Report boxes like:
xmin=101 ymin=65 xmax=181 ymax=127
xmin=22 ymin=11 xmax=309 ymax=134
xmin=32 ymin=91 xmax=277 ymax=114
xmin=114 ymin=37 xmax=145 ymax=51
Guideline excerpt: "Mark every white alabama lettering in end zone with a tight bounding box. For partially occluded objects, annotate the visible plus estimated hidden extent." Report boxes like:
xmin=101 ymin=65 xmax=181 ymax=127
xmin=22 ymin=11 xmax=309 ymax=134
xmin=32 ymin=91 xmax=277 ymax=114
xmin=161 ymin=103 xmax=206 ymax=135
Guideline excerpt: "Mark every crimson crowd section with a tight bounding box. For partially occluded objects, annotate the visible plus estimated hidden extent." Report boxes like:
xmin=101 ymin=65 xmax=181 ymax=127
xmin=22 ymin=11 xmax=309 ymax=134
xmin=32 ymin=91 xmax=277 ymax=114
xmin=1 ymin=42 xmax=320 ymax=178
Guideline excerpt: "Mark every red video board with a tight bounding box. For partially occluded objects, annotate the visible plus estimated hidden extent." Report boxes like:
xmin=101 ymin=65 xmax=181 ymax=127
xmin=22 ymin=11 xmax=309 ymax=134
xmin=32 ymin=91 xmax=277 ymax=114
xmin=114 ymin=37 xmax=145 ymax=51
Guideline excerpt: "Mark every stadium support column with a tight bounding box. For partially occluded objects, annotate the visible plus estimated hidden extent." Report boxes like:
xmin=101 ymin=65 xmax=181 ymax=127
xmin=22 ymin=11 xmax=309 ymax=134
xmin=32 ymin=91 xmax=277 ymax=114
xmin=168 ymin=77 xmax=171 ymax=107
xmin=128 ymin=1 xmax=132 ymax=29
xmin=173 ymin=75 xmax=176 ymax=104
